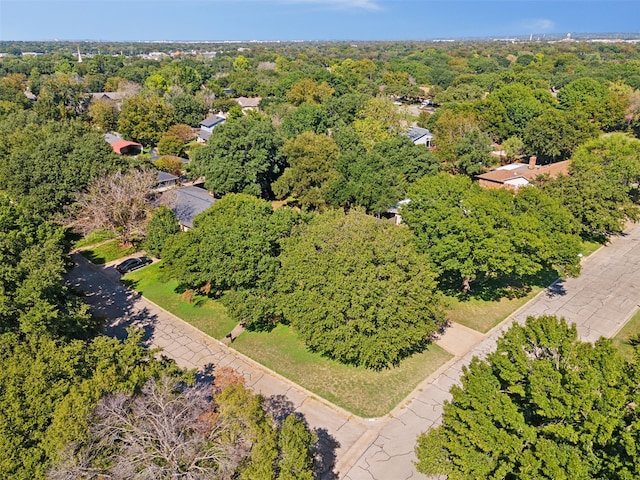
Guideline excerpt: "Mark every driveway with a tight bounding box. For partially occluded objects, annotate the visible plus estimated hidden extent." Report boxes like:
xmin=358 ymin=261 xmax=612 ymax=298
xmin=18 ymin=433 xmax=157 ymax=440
xmin=342 ymin=223 xmax=640 ymax=480
xmin=67 ymin=254 xmax=367 ymax=480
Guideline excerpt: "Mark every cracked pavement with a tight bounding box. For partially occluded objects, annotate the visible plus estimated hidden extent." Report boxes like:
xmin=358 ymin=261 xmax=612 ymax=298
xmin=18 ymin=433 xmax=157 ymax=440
xmin=68 ymin=221 xmax=640 ymax=480
xmin=342 ymin=222 xmax=640 ymax=480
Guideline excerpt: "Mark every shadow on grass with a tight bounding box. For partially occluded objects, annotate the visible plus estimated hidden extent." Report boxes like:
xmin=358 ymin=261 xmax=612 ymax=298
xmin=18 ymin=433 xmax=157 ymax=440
xmin=442 ymin=268 xmax=561 ymax=302
xmin=80 ymin=249 xmax=109 ymax=265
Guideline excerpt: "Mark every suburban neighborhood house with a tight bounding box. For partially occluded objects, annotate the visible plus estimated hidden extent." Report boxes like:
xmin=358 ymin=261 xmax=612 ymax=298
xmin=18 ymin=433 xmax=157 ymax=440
xmin=475 ymin=157 xmax=571 ymax=190
xmin=197 ymin=114 xmax=226 ymax=143
xmin=406 ymin=126 xmax=433 ymax=147
xmin=155 ymin=171 xmax=179 ymax=192
xmin=104 ymin=133 xmax=143 ymax=155
xmin=160 ymin=186 xmax=215 ymax=231
xmin=90 ymin=91 xmax=127 ymax=103
xmin=236 ymin=96 xmax=261 ymax=111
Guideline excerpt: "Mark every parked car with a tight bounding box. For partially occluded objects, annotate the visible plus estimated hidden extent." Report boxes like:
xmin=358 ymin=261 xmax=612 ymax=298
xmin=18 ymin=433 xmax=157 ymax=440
xmin=115 ymin=256 xmax=151 ymax=274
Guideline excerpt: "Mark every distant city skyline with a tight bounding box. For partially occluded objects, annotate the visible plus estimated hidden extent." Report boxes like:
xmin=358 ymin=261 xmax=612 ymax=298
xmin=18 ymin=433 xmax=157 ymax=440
xmin=1 ymin=1 xmax=639 ymax=42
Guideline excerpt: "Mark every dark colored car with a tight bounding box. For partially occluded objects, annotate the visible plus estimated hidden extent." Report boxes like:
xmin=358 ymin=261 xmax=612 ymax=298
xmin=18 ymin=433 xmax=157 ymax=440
xmin=115 ymin=256 xmax=151 ymax=274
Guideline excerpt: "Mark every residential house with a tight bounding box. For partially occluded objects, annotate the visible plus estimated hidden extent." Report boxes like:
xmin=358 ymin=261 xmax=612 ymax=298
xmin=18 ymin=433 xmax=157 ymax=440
xmin=155 ymin=171 xmax=179 ymax=192
xmin=475 ymin=157 xmax=571 ymax=190
xmin=197 ymin=114 xmax=226 ymax=143
xmin=384 ymin=198 xmax=411 ymax=225
xmin=160 ymin=186 xmax=215 ymax=230
xmin=90 ymin=92 xmax=127 ymax=102
xmin=406 ymin=126 xmax=434 ymax=147
xmin=236 ymin=96 xmax=261 ymax=111
xmin=105 ymin=133 xmax=143 ymax=155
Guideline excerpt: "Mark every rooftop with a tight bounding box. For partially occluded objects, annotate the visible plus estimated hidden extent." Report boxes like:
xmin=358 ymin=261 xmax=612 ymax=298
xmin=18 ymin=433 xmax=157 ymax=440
xmin=200 ymin=115 xmax=226 ymax=128
xmin=407 ymin=126 xmax=433 ymax=143
xmin=161 ymin=186 xmax=215 ymax=229
xmin=475 ymin=160 xmax=571 ymax=187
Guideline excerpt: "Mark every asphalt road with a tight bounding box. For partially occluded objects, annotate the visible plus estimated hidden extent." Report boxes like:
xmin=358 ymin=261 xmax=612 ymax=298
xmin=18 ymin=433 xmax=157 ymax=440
xmin=68 ymin=220 xmax=640 ymax=480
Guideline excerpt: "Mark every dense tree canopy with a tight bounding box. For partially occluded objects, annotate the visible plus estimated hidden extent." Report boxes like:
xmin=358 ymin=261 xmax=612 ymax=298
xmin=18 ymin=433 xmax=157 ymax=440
xmin=403 ymin=174 xmax=581 ymax=294
xmin=0 ymin=115 xmax=125 ymax=216
xmin=162 ymin=194 xmax=302 ymax=328
xmin=276 ymin=209 xmax=446 ymax=369
xmin=272 ymin=132 xmax=340 ymax=211
xmin=537 ymin=133 xmax=640 ymax=236
xmin=416 ymin=315 xmax=640 ymax=480
xmin=190 ymin=115 xmax=284 ymax=198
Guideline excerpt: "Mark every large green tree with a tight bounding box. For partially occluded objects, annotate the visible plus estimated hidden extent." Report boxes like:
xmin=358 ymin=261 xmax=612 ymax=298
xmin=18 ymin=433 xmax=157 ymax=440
xmin=118 ymin=95 xmax=175 ymax=146
xmin=272 ymin=132 xmax=340 ymax=211
xmin=329 ymin=136 xmax=440 ymax=215
xmin=0 ymin=116 xmax=124 ymax=216
xmin=276 ymin=209 xmax=446 ymax=369
xmin=416 ymin=315 xmax=640 ymax=480
xmin=537 ymin=133 xmax=640 ymax=236
xmin=190 ymin=115 xmax=284 ymax=198
xmin=162 ymin=194 xmax=302 ymax=328
xmin=403 ymin=174 xmax=581 ymax=294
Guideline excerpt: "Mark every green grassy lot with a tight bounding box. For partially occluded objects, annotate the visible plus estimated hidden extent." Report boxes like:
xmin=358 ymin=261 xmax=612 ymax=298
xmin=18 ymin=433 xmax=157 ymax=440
xmin=232 ymin=325 xmax=452 ymax=418
xmin=123 ymin=262 xmax=237 ymax=340
xmin=612 ymin=309 xmax=640 ymax=361
xmin=122 ymin=263 xmax=453 ymax=417
xmin=79 ymin=240 xmax=137 ymax=265
xmin=445 ymin=288 xmax=544 ymax=333
xmin=72 ymin=229 xmax=116 ymax=249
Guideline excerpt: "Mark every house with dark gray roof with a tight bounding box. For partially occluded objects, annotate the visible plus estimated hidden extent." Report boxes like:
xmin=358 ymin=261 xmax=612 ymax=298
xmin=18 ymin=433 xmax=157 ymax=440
xmin=197 ymin=114 xmax=226 ymax=143
xmin=406 ymin=126 xmax=433 ymax=147
xmin=155 ymin=171 xmax=179 ymax=192
xmin=160 ymin=186 xmax=215 ymax=230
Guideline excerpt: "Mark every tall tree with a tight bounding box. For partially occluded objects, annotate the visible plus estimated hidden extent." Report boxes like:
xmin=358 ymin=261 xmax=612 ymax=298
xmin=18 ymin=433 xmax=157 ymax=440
xmin=0 ymin=117 xmax=125 ymax=216
xmin=272 ymin=132 xmax=340 ymax=211
xmin=71 ymin=168 xmax=157 ymax=246
xmin=403 ymin=173 xmax=581 ymax=294
xmin=118 ymin=95 xmax=175 ymax=146
xmin=190 ymin=116 xmax=284 ymax=198
xmin=537 ymin=133 xmax=640 ymax=236
xmin=162 ymin=194 xmax=302 ymax=328
xmin=143 ymin=205 xmax=180 ymax=258
xmin=416 ymin=315 xmax=639 ymax=480
xmin=276 ymin=209 xmax=446 ymax=369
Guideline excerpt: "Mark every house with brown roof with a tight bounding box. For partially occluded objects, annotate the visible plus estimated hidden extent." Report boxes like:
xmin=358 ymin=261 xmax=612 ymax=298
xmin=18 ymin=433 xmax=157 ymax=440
xmin=475 ymin=157 xmax=570 ymax=190
xmin=236 ymin=96 xmax=261 ymax=111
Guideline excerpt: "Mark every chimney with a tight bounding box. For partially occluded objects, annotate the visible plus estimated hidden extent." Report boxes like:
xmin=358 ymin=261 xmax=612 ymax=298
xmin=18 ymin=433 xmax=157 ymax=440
xmin=528 ymin=156 xmax=537 ymax=170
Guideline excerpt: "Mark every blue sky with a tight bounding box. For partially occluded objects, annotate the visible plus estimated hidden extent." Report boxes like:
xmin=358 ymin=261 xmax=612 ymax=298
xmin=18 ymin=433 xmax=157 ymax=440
xmin=1 ymin=1 xmax=638 ymax=42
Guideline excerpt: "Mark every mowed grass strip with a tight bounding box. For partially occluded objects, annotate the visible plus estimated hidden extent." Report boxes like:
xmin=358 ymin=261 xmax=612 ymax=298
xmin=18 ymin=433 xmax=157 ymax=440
xmin=123 ymin=262 xmax=237 ymax=340
xmin=232 ymin=324 xmax=452 ymax=418
xmin=80 ymin=240 xmax=137 ymax=265
xmin=612 ymin=309 xmax=640 ymax=361
xmin=72 ymin=229 xmax=116 ymax=249
xmin=446 ymin=289 xmax=544 ymax=333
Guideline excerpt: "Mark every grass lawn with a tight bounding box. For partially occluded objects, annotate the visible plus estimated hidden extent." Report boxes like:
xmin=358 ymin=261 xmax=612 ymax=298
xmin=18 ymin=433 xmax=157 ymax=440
xmin=79 ymin=240 xmax=137 ymax=265
xmin=445 ymin=288 xmax=545 ymax=333
xmin=123 ymin=262 xmax=237 ymax=340
xmin=445 ymin=239 xmax=603 ymax=334
xmin=232 ymin=324 xmax=452 ymax=418
xmin=612 ymin=309 xmax=640 ymax=361
xmin=72 ymin=229 xmax=115 ymax=249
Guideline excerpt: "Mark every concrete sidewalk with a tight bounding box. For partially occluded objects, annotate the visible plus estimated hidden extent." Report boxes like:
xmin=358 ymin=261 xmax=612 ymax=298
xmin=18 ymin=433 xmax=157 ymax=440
xmin=68 ymin=254 xmax=367 ymax=480
xmin=343 ymin=223 xmax=640 ymax=480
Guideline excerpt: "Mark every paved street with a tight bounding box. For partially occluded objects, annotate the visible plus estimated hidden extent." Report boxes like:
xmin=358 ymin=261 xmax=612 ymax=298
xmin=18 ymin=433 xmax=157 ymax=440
xmin=342 ymin=223 xmax=640 ymax=480
xmin=67 ymin=255 xmax=367 ymax=480
xmin=68 ymin=221 xmax=640 ymax=480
